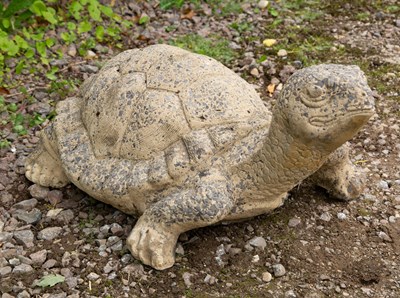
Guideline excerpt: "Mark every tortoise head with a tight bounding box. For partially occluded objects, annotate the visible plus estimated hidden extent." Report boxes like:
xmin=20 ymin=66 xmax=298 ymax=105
xmin=276 ymin=64 xmax=375 ymax=150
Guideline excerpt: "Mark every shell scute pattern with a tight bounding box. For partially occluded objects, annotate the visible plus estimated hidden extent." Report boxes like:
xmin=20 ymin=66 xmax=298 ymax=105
xmin=82 ymin=44 xmax=268 ymax=152
xmin=63 ymin=45 xmax=270 ymax=194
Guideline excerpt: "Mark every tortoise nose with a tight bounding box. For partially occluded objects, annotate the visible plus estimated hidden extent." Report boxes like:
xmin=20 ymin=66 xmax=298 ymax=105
xmin=362 ymin=93 xmax=375 ymax=113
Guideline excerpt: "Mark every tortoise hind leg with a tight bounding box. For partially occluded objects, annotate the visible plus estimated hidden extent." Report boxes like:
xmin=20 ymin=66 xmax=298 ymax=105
xmin=25 ymin=124 xmax=69 ymax=188
xmin=308 ymin=143 xmax=366 ymax=201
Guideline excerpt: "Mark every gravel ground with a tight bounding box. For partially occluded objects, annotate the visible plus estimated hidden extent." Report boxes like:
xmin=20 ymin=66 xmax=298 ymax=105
xmin=1 ymin=1 xmax=399 ymax=297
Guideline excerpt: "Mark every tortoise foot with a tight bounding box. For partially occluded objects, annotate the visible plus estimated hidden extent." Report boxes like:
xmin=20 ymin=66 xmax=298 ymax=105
xmin=327 ymin=165 xmax=366 ymax=201
xmin=25 ymin=142 xmax=69 ymax=188
xmin=127 ymin=217 xmax=179 ymax=270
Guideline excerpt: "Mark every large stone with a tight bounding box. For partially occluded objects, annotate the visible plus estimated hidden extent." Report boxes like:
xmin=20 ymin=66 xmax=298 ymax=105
xmin=13 ymin=208 xmax=42 ymax=224
xmin=272 ymin=264 xmax=286 ymax=277
xmin=248 ymin=236 xmax=267 ymax=250
xmin=0 ymin=232 xmax=13 ymax=242
xmin=12 ymin=264 xmax=34 ymax=274
xmin=13 ymin=230 xmax=34 ymax=248
xmin=37 ymin=227 xmax=63 ymax=240
xmin=11 ymin=199 xmax=38 ymax=211
xmin=0 ymin=266 xmax=12 ymax=277
xmin=28 ymin=184 xmax=49 ymax=199
xmin=30 ymin=250 xmax=48 ymax=265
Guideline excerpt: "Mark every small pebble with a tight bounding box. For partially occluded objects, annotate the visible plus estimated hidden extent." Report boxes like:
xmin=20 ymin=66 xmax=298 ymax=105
xmin=87 ymin=272 xmax=100 ymax=281
xmin=258 ymin=0 xmax=269 ymax=9
xmin=320 ymin=212 xmax=332 ymax=222
xmin=252 ymin=255 xmax=260 ymax=263
xmin=288 ymin=217 xmax=301 ymax=227
xmin=250 ymin=67 xmax=260 ymax=77
xmin=277 ymin=49 xmax=288 ymax=57
xmin=378 ymin=180 xmax=389 ymax=189
xmin=262 ymin=271 xmax=272 ymax=282
xmin=285 ymin=290 xmax=297 ymax=298
xmin=272 ymin=263 xmax=286 ymax=277
xmin=337 ymin=212 xmax=347 ymax=220
xmin=378 ymin=231 xmax=392 ymax=242
xmin=248 ymin=236 xmax=267 ymax=250
xmin=182 ymin=272 xmax=193 ymax=287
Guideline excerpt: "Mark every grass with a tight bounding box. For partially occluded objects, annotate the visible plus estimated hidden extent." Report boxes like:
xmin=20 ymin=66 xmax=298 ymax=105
xmin=169 ymin=34 xmax=237 ymax=64
xmin=160 ymin=0 xmax=244 ymax=15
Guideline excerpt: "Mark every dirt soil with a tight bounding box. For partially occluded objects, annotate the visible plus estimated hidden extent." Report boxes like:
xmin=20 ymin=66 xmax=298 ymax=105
xmin=1 ymin=1 xmax=399 ymax=298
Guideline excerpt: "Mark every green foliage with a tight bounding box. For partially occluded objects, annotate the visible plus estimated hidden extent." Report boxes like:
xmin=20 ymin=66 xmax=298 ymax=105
xmin=0 ymin=0 xmax=133 ymax=84
xmin=0 ymin=95 xmax=48 ymax=139
xmin=159 ymin=0 xmax=243 ymax=15
xmin=37 ymin=274 xmax=65 ymax=287
xmin=169 ymin=34 xmax=236 ymax=64
xmin=159 ymin=0 xmax=186 ymax=9
xmin=0 ymin=1 xmax=134 ymax=149
xmin=230 ymin=21 xmax=253 ymax=33
xmin=139 ymin=15 xmax=150 ymax=25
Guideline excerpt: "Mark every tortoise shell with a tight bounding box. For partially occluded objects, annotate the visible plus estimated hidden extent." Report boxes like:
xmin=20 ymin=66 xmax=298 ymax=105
xmin=76 ymin=45 xmax=270 ymax=163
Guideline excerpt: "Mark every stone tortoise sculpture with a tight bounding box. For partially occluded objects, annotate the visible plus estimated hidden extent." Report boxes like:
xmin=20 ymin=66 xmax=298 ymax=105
xmin=25 ymin=44 xmax=375 ymax=270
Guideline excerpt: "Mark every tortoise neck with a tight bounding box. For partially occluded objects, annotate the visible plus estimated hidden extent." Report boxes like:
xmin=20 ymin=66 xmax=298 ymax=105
xmin=251 ymin=110 xmax=328 ymax=197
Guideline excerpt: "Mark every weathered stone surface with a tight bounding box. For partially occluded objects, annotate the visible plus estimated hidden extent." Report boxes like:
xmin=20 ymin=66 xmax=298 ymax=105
xmin=24 ymin=45 xmax=375 ymax=270
xmin=28 ymin=184 xmax=49 ymax=199
xmin=272 ymin=264 xmax=286 ymax=277
xmin=13 ymin=230 xmax=34 ymax=248
xmin=37 ymin=227 xmax=62 ymax=240
xmin=13 ymin=264 xmax=34 ymax=274
xmin=0 ymin=266 xmax=12 ymax=277
xmin=11 ymin=199 xmax=38 ymax=211
xmin=248 ymin=236 xmax=267 ymax=250
xmin=0 ymin=232 xmax=13 ymax=242
xmin=13 ymin=208 xmax=42 ymax=224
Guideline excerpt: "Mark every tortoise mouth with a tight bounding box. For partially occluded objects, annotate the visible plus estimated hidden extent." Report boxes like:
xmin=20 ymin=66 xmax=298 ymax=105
xmin=309 ymin=108 xmax=374 ymax=127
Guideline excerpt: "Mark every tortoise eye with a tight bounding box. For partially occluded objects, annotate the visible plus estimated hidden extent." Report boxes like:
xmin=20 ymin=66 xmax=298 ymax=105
xmin=306 ymin=85 xmax=324 ymax=98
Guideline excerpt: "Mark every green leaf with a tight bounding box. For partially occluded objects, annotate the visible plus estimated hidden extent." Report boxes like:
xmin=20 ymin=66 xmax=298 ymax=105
xmin=122 ymin=19 xmax=133 ymax=28
xmin=37 ymin=274 xmax=65 ymax=288
xmin=42 ymin=10 xmax=58 ymax=24
xmin=14 ymin=35 xmax=28 ymax=49
xmin=95 ymin=25 xmax=104 ymax=41
xmin=8 ymin=103 xmax=18 ymax=112
xmin=99 ymin=5 xmax=113 ymax=18
xmin=78 ymin=21 xmax=92 ymax=34
xmin=46 ymin=66 xmax=58 ymax=80
xmin=29 ymin=113 xmax=45 ymax=126
xmin=88 ymin=3 xmax=101 ymax=21
xmin=139 ymin=15 xmax=150 ymax=25
xmin=269 ymin=7 xmax=279 ymax=17
xmin=40 ymin=56 xmax=49 ymax=65
xmin=67 ymin=22 xmax=76 ymax=31
xmin=0 ymin=39 xmax=19 ymax=56
xmin=60 ymin=32 xmax=76 ymax=44
xmin=31 ymin=32 xmax=44 ymax=41
xmin=3 ymin=0 xmax=35 ymax=18
xmin=45 ymin=38 xmax=55 ymax=48
xmin=36 ymin=41 xmax=46 ymax=57
xmin=29 ymin=0 xmax=47 ymax=16
xmin=2 ymin=18 xmax=11 ymax=29
xmin=69 ymin=1 xmax=83 ymax=20
xmin=15 ymin=60 xmax=25 ymax=74
xmin=106 ymin=27 xmax=118 ymax=37
xmin=22 ymin=27 xmax=31 ymax=39
xmin=25 ymin=48 xmax=35 ymax=58
xmin=13 ymin=124 xmax=27 ymax=135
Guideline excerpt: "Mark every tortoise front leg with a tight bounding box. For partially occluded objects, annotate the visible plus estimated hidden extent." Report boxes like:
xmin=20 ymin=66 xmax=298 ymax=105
xmin=127 ymin=167 xmax=234 ymax=270
xmin=25 ymin=123 xmax=69 ymax=188
xmin=307 ymin=143 xmax=366 ymax=200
